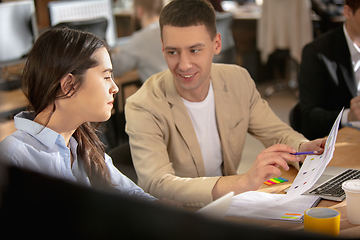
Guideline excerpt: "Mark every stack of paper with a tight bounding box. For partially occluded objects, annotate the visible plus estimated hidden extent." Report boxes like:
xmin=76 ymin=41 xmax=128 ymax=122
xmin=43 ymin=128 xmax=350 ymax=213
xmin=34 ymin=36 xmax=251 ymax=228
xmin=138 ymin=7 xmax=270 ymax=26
xmin=225 ymin=109 xmax=344 ymax=222
xmin=278 ymin=108 xmax=343 ymax=204
xmin=226 ymin=191 xmax=320 ymax=222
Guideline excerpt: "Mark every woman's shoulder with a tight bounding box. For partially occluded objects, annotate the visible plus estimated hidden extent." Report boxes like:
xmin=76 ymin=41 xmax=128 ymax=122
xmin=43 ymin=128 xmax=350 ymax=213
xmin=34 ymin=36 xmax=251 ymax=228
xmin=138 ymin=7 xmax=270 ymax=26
xmin=0 ymin=129 xmax=48 ymax=163
xmin=0 ymin=129 xmax=66 ymax=175
xmin=0 ymin=130 xmax=27 ymax=163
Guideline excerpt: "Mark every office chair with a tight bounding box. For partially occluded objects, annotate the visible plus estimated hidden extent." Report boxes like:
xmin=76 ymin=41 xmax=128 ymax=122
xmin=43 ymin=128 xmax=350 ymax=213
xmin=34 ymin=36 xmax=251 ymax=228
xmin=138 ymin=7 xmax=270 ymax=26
xmin=213 ymin=11 xmax=237 ymax=64
xmin=54 ymin=17 xmax=108 ymax=41
xmin=257 ymin=0 xmax=313 ymax=97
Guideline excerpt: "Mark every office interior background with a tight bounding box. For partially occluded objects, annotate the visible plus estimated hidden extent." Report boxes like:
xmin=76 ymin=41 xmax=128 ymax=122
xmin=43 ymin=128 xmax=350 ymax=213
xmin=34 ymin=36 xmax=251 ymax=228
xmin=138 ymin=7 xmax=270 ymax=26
xmin=0 ymin=0 xmax=345 ymax=175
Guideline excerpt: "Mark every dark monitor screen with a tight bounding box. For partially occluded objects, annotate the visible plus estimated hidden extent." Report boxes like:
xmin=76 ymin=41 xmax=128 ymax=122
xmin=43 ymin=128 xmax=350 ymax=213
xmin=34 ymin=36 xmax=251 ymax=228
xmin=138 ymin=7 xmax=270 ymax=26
xmin=0 ymin=164 xmax=332 ymax=239
xmin=0 ymin=1 xmax=38 ymax=67
xmin=47 ymin=0 xmax=117 ymax=48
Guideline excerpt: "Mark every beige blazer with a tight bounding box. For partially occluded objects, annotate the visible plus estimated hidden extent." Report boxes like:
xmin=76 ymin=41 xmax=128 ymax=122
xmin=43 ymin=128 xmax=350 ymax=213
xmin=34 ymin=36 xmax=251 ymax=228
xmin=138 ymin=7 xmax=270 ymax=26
xmin=125 ymin=63 xmax=307 ymax=206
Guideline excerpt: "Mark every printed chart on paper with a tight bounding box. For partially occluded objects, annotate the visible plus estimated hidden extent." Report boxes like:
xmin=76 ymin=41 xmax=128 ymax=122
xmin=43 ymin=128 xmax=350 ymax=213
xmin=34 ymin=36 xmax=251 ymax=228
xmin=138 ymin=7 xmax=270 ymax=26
xmin=279 ymin=108 xmax=344 ymax=204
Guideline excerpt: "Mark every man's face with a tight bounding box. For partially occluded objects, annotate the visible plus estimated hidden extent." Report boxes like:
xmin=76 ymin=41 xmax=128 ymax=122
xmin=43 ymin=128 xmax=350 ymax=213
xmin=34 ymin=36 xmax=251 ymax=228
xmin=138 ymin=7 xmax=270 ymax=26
xmin=344 ymin=5 xmax=360 ymax=41
xmin=161 ymin=24 xmax=221 ymax=101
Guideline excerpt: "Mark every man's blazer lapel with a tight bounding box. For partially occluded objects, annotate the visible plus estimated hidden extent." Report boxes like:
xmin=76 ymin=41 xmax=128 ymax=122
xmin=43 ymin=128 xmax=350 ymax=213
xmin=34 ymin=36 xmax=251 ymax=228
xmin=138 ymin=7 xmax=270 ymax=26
xmin=335 ymin=27 xmax=357 ymax=97
xmin=211 ymin=66 xmax=235 ymax=175
xmin=165 ymin=76 xmax=206 ymax=176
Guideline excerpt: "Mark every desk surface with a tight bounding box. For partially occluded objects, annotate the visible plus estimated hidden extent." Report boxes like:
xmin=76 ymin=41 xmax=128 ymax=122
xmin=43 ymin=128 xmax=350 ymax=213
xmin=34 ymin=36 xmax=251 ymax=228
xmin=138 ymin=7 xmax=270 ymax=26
xmin=227 ymin=127 xmax=360 ymax=238
xmin=0 ymin=88 xmax=28 ymax=119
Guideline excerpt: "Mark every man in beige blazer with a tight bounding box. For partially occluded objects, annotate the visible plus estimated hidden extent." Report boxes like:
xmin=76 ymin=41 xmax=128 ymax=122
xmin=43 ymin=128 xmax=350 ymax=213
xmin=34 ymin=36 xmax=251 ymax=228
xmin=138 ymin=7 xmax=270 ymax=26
xmin=125 ymin=0 xmax=326 ymax=207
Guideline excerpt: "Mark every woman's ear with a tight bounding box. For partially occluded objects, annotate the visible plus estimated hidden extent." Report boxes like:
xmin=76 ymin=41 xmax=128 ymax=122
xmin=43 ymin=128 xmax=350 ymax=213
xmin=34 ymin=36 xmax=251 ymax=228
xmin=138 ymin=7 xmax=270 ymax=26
xmin=60 ymin=74 xmax=76 ymax=96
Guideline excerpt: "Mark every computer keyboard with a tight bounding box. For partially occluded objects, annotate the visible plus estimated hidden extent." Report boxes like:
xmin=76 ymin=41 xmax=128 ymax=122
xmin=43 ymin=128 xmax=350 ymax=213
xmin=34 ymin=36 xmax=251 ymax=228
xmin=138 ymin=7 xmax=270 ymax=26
xmin=307 ymin=169 xmax=360 ymax=201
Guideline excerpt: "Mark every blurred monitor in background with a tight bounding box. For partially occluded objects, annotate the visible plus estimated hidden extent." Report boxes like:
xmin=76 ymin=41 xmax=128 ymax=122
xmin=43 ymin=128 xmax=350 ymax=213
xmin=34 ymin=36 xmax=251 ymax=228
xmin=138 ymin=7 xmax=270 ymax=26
xmin=0 ymin=0 xmax=38 ymax=67
xmin=47 ymin=0 xmax=117 ymax=48
xmin=0 ymin=0 xmax=38 ymax=90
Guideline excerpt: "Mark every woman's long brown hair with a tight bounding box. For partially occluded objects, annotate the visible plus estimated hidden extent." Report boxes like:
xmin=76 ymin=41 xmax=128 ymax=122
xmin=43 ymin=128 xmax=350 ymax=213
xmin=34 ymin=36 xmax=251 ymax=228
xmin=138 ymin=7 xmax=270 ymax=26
xmin=21 ymin=28 xmax=112 ymax=188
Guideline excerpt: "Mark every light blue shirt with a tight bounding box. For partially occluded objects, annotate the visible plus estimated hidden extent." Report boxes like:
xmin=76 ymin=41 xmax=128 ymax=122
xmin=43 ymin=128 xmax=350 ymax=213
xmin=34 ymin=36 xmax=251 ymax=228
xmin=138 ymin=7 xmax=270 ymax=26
xmin=0 ymin=111 xmax=156 ymax=202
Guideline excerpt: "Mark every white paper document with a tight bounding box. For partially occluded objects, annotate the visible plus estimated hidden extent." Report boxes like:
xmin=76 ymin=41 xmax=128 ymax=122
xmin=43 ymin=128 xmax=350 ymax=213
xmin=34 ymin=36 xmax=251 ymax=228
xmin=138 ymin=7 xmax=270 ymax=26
xmin=197 ymin=191 xmax=234 ymax=219
xmin=278 ymin=108 xmax=344 ymax=204
xmin=225 ymin=109 xmax=343 ymax=222
xmin=226 ymin=191 xmax=320 ymax=222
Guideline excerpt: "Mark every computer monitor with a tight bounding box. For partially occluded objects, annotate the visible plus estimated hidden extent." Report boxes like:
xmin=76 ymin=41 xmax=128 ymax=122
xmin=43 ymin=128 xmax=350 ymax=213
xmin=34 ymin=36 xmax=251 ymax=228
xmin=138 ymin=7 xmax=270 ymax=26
xmin=0 ymin=165 xmax=330 ymax=239
xmin=0 ymin=0 xmax=38 ymax=67
xmin=47 ymin=0 xmax=117 ymax=48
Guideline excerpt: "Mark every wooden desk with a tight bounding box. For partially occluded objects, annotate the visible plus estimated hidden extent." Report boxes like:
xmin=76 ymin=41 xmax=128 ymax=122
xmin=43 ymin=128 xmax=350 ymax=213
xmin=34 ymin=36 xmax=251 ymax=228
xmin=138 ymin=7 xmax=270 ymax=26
xmin=0 ymin=89 xmax=28 ymax=119
xmin=227 ymin=127 xmax=360 ymax=238
xmin=0 ymin=89 xmax=28 ymax=141
xmin=0 ymin=119 xmax=15 ymax=142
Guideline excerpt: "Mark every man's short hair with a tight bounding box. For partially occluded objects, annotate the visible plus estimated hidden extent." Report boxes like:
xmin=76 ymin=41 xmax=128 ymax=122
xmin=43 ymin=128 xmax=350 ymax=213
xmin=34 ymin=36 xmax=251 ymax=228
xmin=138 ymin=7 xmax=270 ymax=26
xmin=159 ymin=0 xmax=217 ymax=40
xmin=346 ymin=0 xmax=360 ymax=13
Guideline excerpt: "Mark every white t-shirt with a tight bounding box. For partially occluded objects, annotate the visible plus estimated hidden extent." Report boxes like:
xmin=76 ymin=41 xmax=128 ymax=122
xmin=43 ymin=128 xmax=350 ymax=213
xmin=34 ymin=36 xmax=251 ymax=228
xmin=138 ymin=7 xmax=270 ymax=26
xmin=182 ymin=82 xmax=223 ymax=177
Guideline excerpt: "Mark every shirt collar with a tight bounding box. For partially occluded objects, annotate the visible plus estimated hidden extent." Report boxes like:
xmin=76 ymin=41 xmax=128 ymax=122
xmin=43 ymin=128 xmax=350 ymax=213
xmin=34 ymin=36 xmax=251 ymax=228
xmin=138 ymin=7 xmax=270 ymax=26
xmin=344 ymin=23 xmax=360 ymax=57
xmin=14 ymin=111 xmax=66 ymax=149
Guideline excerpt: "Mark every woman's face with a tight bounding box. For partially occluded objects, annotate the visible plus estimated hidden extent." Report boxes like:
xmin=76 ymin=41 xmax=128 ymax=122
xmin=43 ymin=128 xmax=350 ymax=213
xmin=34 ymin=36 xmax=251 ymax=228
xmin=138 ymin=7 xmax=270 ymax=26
xmin=68 ymin=47 xmax=119 ymax=123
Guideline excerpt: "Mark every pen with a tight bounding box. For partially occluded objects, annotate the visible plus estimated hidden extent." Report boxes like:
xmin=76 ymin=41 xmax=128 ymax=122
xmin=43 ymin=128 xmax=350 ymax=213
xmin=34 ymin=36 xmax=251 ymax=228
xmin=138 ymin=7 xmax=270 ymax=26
xmin=290 ymin=151 xmax=319 ymax=156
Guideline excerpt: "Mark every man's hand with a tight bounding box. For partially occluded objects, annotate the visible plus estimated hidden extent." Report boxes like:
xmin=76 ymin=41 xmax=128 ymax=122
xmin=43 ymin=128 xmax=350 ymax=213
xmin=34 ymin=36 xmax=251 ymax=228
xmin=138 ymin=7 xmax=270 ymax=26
xmin=212 ymin=144 xmax=300 ymax=200
xmin=298 ymin=138 xmax=326 ymax=162
xmin=242 ymin=143 xmax=300 ymax=190
xmin=348 ymin=95 xmax=360 ymax=121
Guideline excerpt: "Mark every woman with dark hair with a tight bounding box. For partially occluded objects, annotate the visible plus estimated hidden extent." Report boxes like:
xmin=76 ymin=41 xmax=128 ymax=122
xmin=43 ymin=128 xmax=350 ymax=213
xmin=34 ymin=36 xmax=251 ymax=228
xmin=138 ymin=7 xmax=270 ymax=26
xmin=0 ymin=28 xmax=158 ymax=202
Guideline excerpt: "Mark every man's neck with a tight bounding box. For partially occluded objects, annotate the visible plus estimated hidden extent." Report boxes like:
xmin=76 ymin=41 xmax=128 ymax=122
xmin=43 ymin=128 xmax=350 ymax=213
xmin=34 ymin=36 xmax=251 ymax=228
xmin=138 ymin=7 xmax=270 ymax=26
xmin=177 ymin=80 xmax=211 ymax=103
